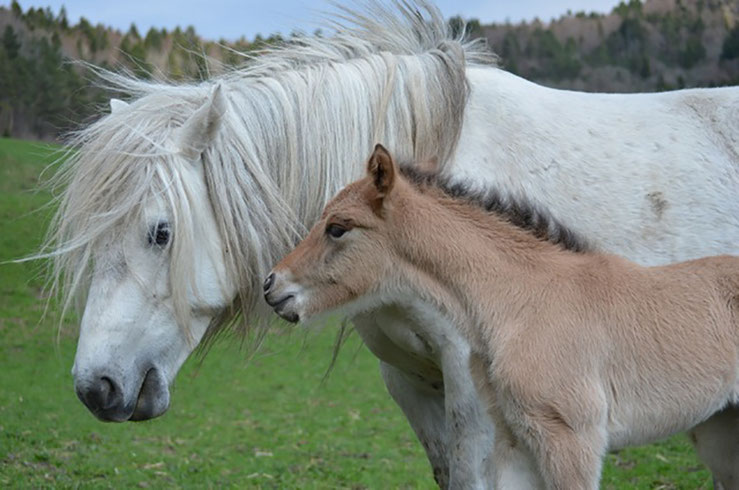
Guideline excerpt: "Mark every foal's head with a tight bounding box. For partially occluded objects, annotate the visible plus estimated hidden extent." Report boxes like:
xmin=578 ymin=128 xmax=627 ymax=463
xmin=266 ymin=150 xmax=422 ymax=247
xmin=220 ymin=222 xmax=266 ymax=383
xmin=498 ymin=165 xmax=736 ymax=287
xmin=264 ymin=144 xmax=406 ymax=323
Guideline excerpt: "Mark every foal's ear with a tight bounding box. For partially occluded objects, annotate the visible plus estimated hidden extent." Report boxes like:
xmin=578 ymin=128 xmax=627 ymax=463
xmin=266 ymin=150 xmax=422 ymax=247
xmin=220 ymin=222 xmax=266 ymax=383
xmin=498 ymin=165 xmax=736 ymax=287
xmin=367 ymin=144 xmax=396 ymax=199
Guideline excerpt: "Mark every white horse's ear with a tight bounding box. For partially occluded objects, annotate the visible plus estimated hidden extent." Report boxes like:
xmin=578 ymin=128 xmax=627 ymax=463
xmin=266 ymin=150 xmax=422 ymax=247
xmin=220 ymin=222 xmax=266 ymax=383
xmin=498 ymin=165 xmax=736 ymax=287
xmin=110 ymin=98 xmax=129 ymax=114
xmin=174 ymin=85 xmax=226 ymax=161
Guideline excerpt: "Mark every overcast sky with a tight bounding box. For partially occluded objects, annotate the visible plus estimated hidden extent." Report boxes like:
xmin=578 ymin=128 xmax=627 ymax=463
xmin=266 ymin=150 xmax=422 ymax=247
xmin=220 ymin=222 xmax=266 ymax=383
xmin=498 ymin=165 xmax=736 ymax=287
xmin=8 ymin=1 xmax=623 ymax=41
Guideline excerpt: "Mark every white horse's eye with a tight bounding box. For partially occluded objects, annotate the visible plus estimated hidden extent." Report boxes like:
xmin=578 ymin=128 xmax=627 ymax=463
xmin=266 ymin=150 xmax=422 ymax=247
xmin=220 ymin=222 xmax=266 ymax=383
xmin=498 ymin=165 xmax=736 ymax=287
xmin=147 ymin=222 xmax=171 ymax=247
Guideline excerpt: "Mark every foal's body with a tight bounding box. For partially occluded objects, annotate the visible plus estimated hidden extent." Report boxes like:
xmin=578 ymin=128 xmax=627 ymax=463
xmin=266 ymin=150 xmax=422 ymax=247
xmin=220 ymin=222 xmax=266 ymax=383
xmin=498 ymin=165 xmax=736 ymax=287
xmin=381 ymin=181 xmax=739 ymax=489
xmin=266 ymin=146 xmax=739 ymax=489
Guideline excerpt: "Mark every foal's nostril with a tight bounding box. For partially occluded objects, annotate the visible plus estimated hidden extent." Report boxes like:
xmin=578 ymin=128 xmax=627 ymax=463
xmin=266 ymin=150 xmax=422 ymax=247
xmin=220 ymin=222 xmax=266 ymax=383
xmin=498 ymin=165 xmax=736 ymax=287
xmin=264 ymin=273 xmax=275 ymax=292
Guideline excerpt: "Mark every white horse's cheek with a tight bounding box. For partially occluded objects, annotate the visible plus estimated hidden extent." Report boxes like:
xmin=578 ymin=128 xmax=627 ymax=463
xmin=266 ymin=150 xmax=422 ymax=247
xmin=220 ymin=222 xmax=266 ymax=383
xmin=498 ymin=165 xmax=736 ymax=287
xmin=153 ymin=317 xmax=203 ymax=387
xmin=190 ymin=250 xmax=235 ymax=308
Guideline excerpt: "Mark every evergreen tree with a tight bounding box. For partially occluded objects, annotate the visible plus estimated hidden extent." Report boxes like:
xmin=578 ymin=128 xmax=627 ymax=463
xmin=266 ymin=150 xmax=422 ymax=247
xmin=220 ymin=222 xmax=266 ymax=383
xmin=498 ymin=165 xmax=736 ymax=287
xmin=721 ymin=26 xmax=739 ymax=60
xmin=10 ymin=0 xmax=22 ymax=17
xmin=2 ymin=26 xmax=21 ymax=59
xmin=58 ymin=6 xmax=69 ymax=29
xmin=128 ymin=23 xmax=140 ymax=39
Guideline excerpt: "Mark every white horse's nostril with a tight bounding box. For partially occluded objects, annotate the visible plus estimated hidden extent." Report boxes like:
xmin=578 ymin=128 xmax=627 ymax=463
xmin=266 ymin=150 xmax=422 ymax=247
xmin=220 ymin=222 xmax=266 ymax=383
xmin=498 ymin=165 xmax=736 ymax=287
xmin=75 ymin=374 xmax=125 ymax=418
xmin=264 ymin=273 xmax=275 ymax=292
xmin=99 ymin=376 xmax=115 ymax=402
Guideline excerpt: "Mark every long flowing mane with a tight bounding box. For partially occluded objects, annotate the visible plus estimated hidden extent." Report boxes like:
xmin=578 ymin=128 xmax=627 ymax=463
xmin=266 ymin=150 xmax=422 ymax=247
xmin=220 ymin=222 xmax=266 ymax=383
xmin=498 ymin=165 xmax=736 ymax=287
xmin=399 ymin=165 xmax=591 ymax=253
xmin=38 ymin=1 xmax=496 ymax=345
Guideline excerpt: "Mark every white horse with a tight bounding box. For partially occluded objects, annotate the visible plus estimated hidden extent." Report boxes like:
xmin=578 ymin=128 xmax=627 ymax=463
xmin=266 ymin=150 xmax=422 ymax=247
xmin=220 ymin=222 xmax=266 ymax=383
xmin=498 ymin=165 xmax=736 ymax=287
xmin=40 ymin=1 xmax=739 ymax=487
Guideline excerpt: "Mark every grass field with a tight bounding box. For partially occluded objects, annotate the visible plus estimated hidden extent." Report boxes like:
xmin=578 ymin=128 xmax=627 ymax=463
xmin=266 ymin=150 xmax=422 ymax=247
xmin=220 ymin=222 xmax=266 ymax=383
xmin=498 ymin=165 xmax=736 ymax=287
xmin=0 ymin=137 xmax=714 ymax=488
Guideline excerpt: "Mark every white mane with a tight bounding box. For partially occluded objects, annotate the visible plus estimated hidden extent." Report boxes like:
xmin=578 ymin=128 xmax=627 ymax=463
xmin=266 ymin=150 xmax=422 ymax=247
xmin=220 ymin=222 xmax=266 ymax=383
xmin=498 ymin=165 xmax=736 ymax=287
xmin=39 ymin=1 xmax=496 ymax=342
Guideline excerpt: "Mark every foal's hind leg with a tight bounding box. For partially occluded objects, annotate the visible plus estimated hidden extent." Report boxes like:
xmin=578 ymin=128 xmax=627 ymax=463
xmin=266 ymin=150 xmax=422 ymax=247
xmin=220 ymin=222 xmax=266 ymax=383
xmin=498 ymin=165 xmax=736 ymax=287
xmin=689 ymin=405 xmax=739 ymax=490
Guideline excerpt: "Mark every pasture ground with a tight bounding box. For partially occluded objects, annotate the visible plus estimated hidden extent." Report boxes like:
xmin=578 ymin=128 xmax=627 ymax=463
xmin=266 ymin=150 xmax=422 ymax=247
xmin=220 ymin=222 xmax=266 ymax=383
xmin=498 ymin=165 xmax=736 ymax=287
xmin=0 ymin=137 xmax=713 ymax=488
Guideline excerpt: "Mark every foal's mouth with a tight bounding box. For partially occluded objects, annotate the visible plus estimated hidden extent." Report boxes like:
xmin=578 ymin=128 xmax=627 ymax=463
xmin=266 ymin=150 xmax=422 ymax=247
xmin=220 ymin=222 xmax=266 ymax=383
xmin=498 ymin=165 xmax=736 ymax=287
xmin=264 ymin=293 xmax=300 ymax=323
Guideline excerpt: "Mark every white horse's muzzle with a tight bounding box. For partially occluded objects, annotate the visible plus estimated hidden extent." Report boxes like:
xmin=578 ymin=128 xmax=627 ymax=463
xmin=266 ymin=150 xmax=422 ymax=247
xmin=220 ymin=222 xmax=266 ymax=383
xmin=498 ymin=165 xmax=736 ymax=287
xmin=74 ymin=366 xmax=169 ymax=422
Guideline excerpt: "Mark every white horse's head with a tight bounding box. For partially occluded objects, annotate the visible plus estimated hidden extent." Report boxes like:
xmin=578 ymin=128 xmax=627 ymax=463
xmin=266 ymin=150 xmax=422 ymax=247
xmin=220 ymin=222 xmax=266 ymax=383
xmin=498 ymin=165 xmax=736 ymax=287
xmin=51 ymin=70 xmax=342 ymax=421
xmin=55 ymin=86 xmax=246 ymax=422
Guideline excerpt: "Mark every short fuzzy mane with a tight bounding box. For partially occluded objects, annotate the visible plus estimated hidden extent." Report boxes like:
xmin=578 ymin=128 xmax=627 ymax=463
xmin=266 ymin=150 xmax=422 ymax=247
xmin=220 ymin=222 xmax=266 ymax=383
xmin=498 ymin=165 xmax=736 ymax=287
xmin=399 ymin=166 xmax=591 ymax=253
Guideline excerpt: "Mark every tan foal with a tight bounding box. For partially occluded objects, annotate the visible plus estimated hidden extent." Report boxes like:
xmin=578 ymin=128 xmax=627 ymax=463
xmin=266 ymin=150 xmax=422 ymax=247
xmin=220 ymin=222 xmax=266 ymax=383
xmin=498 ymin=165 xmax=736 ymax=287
xmin=265 ymin=145 xmax=739 ymax=489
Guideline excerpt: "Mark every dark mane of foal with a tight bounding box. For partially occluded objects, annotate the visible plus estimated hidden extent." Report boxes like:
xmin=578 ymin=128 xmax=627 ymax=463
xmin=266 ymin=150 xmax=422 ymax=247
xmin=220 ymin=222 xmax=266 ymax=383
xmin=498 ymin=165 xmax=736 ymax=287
xmin=398 ymin=166 xmax=590 ymax=253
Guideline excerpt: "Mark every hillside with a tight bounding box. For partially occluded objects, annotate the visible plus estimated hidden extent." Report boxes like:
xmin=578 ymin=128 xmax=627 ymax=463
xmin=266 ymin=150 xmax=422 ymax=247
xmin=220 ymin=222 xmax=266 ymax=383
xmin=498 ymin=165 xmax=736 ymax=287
xmin=1 ymin=0 xmax=738 ymax=140
xmin=484 ymin=0 xmax=739 ymax=92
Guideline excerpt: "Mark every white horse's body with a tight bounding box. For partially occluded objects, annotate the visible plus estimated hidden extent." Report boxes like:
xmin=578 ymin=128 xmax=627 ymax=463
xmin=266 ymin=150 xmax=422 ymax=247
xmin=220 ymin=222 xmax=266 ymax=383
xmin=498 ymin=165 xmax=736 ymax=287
xmin=42 ymin=2 xmax=739 ymax=487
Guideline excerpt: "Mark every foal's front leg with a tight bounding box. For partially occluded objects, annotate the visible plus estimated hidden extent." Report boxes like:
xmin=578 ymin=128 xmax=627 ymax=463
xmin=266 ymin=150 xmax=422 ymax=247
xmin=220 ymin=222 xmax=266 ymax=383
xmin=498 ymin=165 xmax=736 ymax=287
xmin=503 ymin=397 xmax=607 ymax=490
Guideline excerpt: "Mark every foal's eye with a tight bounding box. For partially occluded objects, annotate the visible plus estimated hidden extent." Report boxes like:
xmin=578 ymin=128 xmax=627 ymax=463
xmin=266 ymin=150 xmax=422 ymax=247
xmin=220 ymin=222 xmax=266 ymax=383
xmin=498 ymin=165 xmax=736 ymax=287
xmin=326 ymin=223 xmax=348 ymax=239
xmin=147 ymin=222 xmax=171 ymax=247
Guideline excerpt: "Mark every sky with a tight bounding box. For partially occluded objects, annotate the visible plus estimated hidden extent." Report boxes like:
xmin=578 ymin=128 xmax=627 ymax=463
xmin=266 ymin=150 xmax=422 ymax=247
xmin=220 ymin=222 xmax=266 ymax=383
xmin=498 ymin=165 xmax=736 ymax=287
xmin=8 ymin=1 xmax=623 ymax=41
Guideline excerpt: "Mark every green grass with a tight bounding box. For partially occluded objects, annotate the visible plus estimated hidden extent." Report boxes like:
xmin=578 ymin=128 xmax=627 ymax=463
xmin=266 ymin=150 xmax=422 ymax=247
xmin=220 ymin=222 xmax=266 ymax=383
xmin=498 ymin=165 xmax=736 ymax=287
xmin=0 ymin=137 xmax=714 ymax=488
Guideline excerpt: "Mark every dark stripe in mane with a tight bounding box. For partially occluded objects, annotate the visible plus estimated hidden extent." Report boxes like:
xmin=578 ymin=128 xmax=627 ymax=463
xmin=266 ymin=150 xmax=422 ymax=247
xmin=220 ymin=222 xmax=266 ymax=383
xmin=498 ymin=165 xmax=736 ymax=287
xmin=399 ymin=165 xmax=590 ymax=253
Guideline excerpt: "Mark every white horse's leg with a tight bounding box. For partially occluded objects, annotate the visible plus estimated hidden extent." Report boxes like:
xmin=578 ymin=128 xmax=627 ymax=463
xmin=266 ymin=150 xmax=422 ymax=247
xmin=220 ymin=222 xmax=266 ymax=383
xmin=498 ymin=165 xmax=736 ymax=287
xmin=689 ymin=405 xmax=739 ymax=490
xmin=379 ymin=362 xmax=451 ymax=488
xmin=355 ymin=313 xmax=495 ymax=488
xmin=439 ymin=345 xmax=496 ymax=490
xmin=494 ymin=444 xmax=542 ymax=489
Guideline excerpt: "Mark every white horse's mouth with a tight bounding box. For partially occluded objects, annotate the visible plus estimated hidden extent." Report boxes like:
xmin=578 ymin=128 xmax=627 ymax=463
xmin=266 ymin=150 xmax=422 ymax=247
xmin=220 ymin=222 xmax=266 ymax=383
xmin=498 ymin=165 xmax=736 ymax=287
xmin=130 ymin=368 xmax=170 ymax=421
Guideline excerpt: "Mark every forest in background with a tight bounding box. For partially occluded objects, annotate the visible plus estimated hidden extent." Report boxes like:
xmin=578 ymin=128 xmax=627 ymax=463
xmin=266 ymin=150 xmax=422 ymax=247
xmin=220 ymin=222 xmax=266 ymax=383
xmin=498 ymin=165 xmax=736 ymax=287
xmin=1 ymin=0 xmax=738 ymax=141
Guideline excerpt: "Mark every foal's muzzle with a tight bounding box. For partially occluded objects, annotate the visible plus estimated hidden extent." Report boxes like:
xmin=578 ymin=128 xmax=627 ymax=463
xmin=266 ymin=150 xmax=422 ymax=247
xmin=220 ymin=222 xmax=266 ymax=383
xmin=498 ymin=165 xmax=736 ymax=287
xmin=263 ymin=271 xmax=300 ymax=323
xmin=264 ymin=292 xmax=299 ymax=323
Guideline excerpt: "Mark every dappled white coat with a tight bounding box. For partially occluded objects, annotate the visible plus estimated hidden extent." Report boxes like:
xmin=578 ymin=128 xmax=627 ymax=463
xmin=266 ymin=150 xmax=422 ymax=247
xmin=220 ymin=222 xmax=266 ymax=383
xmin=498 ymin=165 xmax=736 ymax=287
xmin=454 ymin=68 xmax=739 ymax=263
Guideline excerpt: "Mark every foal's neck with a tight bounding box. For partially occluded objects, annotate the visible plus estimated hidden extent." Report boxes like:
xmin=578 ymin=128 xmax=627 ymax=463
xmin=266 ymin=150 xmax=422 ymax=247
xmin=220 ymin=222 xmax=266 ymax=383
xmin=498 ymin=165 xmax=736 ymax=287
xmin=391 ymin=182 xmax=584 ymax=338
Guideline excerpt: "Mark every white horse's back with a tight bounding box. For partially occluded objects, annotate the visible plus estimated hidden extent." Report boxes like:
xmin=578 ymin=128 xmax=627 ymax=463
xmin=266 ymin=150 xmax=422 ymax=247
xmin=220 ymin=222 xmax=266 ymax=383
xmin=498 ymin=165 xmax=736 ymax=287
xmin=452 ymin=67 xmax=739 ymax=264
